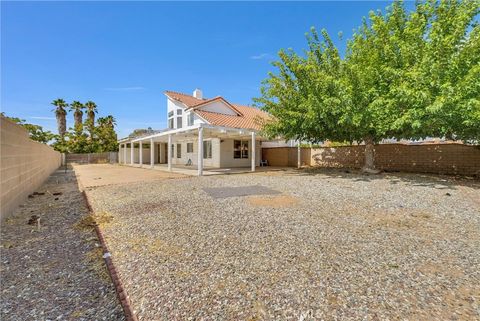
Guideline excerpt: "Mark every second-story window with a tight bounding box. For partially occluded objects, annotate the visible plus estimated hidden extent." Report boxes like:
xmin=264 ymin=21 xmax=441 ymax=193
xmin=177 ymin=116 xmax=182 ymax=129
xmin=168 ymin=118 xmax=174 ymax=129
xmin=168 ymin=110 xmax=174 ymax=118
xmin=177 ymin=109 xmax=182 ymax=115
xmin=188 ymin=113 xmax=194 ymax=126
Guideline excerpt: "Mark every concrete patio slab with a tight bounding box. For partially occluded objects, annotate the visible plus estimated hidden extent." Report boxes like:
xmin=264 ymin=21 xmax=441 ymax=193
xmin=72 ymin=164 xmax=187 ymax=189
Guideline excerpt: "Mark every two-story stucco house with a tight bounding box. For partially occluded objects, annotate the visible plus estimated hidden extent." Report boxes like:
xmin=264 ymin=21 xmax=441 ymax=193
xmin=118 ymin=89 xmax=270 ymax=175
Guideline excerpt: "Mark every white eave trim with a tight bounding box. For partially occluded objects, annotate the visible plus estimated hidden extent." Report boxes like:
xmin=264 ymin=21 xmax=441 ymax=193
xmin=123 ymin=123 xmax=261 ymax=143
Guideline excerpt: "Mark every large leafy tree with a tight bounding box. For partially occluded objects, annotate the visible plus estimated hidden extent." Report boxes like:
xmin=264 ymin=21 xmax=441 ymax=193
xmin=1 ymin=113 xmax=56 ymax=144
xmin=96 ymin=116 xmax=118 ymax=152
xmin=51 ymin=98 xmax=68 ymax=139
xmin=255 ymin=0 xmax=480 ymax=171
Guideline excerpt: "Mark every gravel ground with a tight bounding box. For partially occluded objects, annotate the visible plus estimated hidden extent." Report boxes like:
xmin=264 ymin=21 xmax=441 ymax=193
xmin=1 ymin=170 xmax=125 ymax=321
xmin=85 ymin=168 xmax=480 ymax=321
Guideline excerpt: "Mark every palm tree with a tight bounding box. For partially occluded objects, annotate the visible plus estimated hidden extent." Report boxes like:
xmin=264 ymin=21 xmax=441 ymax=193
xmin=104 ymin=115 xmax=116 ymax=128
xmin=84 ymin=101 xmax=98 ymax=138
xmin=51 ymin=99 xmax=68 ymax=138
xmin=69 ymin=101 xmax=84 ymax=128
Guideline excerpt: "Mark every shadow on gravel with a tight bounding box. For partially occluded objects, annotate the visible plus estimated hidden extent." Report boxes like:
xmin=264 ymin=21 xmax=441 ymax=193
xmin=289 ymin=167 xmax=479 ymax=191
xmin=0 ymin=169 xmax=125 ymax=321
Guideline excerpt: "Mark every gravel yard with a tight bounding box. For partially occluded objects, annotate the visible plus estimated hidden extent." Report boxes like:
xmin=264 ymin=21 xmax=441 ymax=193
xmin=84 ymin=166 xmax=480 ymax=320
xmin=1 ymin=170 xmax=124 ymax=321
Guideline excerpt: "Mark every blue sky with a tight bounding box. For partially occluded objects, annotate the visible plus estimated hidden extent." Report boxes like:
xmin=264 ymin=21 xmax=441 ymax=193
xmin=2 ymin=1 xmax=400 ymax=138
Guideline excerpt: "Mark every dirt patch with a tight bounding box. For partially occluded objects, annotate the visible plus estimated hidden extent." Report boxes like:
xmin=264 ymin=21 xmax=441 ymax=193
xmin=76 ymin=211 xmax=114 ymax=230
xmin=85 ymin=247 xmax=111 ymax=282
xmin=247 ymin=195 xmax=299 ymax=207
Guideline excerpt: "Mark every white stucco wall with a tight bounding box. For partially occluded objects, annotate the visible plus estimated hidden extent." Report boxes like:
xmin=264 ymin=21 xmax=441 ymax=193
xmin=119 ymin=146 xmax=151 ymax=164
xmin=170 ymin=138 xmax=220 ymax=167
xmin=219 ymin=138 xmax=261 ymax=168
xmin=165 ymin=137 xmax=260 ymax=168
xmin=197 ymin=100 xmax=237 ymax=115
xmin=167 ymin=97 xmax=206 ymax=129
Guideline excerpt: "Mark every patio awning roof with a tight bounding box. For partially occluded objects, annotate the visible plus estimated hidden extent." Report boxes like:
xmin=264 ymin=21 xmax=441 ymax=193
xmin=119 ymin=124 xmax=266 ymax=144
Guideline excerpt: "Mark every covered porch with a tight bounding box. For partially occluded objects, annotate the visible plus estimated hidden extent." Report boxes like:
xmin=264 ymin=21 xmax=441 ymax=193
xmin=118 ymin=124 xmax=266 ymax=176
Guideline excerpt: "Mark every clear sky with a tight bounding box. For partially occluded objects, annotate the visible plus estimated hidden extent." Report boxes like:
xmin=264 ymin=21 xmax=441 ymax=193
xmin=2 ymin=1 xmax=400 ymax=138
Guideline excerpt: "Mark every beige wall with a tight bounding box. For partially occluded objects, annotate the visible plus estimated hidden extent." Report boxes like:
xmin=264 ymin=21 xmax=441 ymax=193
xmin=219 ymin=138 xmax=261 ymax=168
xmin=263 ymin=143 xmax=480 ymax=176
xmin=262 ymin=147 xmax=311 ymax=167
xmin=126 ymin=137 xmax=262 ymax=168
xmin=1 ymin=116 xmax=62 ymax=220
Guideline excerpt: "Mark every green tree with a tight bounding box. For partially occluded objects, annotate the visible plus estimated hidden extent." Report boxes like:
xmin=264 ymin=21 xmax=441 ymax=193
xmin=51 ymin=98 xmax=68 ymax=139
xmin=70 ymin=101 xmax=85 ymax=128
xmin=67 ymin=123 xmax=90 ymax=153
xmin=255 ymin=0 xmax=480 ymax=171
xmin=1 ymin=112 xmax=56 ymax=144
xmin=96 ymin=115 xmax=118 ymax=152
xmin=128 ymin=127 xmax=154 ymax=138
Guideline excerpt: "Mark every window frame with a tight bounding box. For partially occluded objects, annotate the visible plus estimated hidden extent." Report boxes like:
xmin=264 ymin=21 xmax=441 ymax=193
xmin=187 ymin=113 xmax=195 ymax=126
xmin=186 ymin=142 xmax=193 ymax=153
xmin=176 ymin=116 xmax=182 ymax=129
xmin=168 ymin=118 xmax=174 ymax=129
xmin=233 ymin=140 xmax=249 ymax=159
xmin=176 ymin=143 xmax=182 ymax=158
xmin=203 ymin=140 xmax=212 ymax=159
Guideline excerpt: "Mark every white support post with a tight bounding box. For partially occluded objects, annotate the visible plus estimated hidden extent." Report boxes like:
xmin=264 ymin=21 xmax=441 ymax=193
xmin=297 ymin=140 xmax=301 ymax=169
xmin=150 ymin=138 xmax=154 ymax=168
xmin=197 ymin=127 xmax=203 ymax=176
xmin=139 ymin=141 xmax=143 ymax=167
xmin=123 ymin=144 xmax=127 ymax=165
xmin=251 ymin=131 xmax=256 ymax=172
xmin=168 ymin=134 xmax=172 ymax=171
xmin=130 ymin=142 xmax=134 ymax=165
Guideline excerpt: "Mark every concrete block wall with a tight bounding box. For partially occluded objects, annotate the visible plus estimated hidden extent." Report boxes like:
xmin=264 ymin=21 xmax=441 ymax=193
xmin=1 ymin=116 xmax=62 ymax=220
xmin=262 ymin=147 xmax=311 ymax=167
xmin=263 ymin=143 xmax=480 ymax=176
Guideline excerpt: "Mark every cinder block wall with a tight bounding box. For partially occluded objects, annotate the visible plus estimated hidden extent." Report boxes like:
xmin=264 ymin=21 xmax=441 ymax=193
xmin=262 ymin=147 xmax=311 ymax=167
xmin=1 ymin=116 xmax=62 ymax=220
xmin=263 ymin=143 xmax=480 ymax=176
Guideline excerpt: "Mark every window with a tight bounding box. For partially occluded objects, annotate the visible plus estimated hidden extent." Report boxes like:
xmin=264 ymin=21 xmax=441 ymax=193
xmin=168 ymin=110 xmax=174 ymax=118
xmin=177 ymin=109 xmax=182 ymax=115
xmin=168 ymin=118 xmax=174 ymax=129
xmin=187 ymin=143 xmax=193 ymax=153
xmin=177 ymin=116 xmax=182 ymax=129
xmin=171 ymin=144 xmax=174 ymax=156
xmin=234 ymin=140 xmax=249 ymax=159
xmin=203 ymin=140 xmax=212 ymax=159
xmin=177 ymin=144 xmax=182 ymax=158
xmin=188 ymin=113 xmax=195 ymax=126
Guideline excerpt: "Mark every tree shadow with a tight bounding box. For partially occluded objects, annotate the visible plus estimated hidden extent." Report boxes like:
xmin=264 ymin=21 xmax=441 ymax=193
xmin=287 ymin=167 xmax=480 ymax=191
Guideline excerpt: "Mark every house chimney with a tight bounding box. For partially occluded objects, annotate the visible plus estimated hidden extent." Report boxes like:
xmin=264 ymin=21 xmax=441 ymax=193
xmin=193 ymin=88 xmax=203 ymax=99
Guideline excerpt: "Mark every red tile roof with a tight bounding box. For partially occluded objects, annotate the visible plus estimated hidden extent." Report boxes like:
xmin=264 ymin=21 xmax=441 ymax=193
xmin=164 ymin=91 xmax=270 ymax=131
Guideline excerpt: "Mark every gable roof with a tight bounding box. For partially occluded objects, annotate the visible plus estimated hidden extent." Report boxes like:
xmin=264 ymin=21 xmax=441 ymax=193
xmin=164 ymin=90 xmax=270 ymax=131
